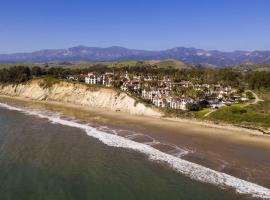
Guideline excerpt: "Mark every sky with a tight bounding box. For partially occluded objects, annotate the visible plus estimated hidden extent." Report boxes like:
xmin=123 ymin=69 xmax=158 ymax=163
xmin=0 ymin=0 xmax=270 ymax=53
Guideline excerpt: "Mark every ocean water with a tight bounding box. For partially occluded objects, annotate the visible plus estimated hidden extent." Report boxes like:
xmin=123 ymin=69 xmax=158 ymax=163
xmin=0 ymin=104 xmax=266 ymax=200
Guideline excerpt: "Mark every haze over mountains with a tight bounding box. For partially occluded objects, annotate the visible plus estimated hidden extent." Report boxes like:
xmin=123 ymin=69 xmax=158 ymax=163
xmin=1 ymin=45 xmax=270 ymax=67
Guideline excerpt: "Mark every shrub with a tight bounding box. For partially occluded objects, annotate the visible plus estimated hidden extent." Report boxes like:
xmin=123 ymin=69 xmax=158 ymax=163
xmin=186 ymin=103 xmax=200 ymax=111
xmin=39 ymin=77 xmax=60 ymax=89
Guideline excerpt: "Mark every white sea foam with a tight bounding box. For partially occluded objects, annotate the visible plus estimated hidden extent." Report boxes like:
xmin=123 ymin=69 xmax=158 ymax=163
xmin=1 ymin=102 xmax=270 ymax=199
xmin=142 ymin=140 xmax=160 ymax=146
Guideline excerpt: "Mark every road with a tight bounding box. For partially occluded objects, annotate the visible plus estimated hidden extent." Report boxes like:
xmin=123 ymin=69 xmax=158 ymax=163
xmin=246 ymin=90 xmax=263 ymax=105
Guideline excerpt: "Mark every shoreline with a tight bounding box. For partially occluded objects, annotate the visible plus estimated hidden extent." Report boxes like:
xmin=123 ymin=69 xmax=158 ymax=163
xmin=1 ymin=94 xmax=270 ymax=151
xmin=0 ymin=93 xmax=267 ymax=137
xmin=164 ymin=116 xmax=269 ymax=136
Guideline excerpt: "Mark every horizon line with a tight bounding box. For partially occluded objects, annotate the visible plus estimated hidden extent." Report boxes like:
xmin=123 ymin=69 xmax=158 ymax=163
xmin=1 ymin=45 xmax=270 ymax=55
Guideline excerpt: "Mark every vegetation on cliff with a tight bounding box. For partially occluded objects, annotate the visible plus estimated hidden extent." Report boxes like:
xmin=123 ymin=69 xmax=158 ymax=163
xmin=39 ymin=77 xmax=60 ymax=89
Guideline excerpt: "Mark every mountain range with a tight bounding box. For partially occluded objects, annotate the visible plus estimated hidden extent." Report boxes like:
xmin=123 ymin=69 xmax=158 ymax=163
xmin=1 ymin=46 xmax=270 ymax=67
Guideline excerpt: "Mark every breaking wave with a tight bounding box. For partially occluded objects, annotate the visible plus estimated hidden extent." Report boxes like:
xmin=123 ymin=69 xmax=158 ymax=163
xmin=0 ymin=102 xmax=270 ymax=199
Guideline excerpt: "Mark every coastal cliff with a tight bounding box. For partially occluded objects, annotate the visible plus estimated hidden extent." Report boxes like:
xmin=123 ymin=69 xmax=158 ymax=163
xmin=0 ymin=80 xmax=161 ymax=117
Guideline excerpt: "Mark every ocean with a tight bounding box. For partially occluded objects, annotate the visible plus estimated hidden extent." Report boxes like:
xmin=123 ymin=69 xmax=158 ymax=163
xmin=0 ymin=100 xmax=269 ymax=200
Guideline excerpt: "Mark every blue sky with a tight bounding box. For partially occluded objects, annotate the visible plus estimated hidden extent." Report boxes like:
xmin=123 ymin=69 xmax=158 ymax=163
xmin=0 ymin=0 xmax=270 ymax=53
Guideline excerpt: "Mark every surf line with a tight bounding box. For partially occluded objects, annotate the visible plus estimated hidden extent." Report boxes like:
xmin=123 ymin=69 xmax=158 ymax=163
xmin=0 ymin=102 xmax=270 ymax=199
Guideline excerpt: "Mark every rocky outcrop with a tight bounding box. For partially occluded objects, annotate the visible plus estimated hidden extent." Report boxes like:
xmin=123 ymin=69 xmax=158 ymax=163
xmin=0 ymin=80 xmax=161 ymax=117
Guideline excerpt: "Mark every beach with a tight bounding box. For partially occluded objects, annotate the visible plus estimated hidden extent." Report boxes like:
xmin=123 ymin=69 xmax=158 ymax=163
xmin=1 ymin=94 xmax=269 ymax=148
xmin=0 ymin=94 xmax=270 ymax=193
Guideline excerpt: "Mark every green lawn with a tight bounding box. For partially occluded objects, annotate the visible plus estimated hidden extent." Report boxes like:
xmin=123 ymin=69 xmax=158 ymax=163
xmin=195 ymin=109 xmax=210 ymax=118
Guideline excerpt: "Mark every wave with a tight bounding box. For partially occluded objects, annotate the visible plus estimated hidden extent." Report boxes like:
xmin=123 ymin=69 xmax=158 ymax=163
xmin=0 ymin=102 xmax=270 ymax=199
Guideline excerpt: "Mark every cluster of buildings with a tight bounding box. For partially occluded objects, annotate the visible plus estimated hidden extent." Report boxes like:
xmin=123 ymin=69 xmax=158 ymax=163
xmin=142 ymin=89 xmax=194 ymax=110
xmin=67 ymin=71 xmax=249 ymax=111
xmin=84 ymin=72 xmax=114 ymax=87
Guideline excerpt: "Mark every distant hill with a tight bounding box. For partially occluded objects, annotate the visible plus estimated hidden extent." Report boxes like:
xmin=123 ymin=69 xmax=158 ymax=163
xmin=149 ymin=59 xmax=188 ymax=69
xmin=44 ymin=59 xmax=190 ymax=70
xmin=233 ymin=63 xmax=270 ymax=71
xmin=1 ymin=45 xmax=270 ymax=67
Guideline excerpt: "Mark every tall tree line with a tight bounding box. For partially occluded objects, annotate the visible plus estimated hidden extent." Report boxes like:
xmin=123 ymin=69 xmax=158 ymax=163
xmin=0 ymin=65 xmax=269 ymax=90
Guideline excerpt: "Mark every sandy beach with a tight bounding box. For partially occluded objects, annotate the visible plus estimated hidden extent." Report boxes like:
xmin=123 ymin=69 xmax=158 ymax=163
xmin=0 ymin=94 xmax=269 ymax=149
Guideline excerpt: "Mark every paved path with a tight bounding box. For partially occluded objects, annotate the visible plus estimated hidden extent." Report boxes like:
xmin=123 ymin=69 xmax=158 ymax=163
xmin=204 ymin=109 xmax=216 ymax=117
xmin=246 ymin=90 xmax=263 ymax=104
xmin=204 ymin=90 xmax=263 ymax=117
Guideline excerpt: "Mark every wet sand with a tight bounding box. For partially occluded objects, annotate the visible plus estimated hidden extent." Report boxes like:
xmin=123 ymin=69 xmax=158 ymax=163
xmin=1 ymin=95 xmax=270 ymax=188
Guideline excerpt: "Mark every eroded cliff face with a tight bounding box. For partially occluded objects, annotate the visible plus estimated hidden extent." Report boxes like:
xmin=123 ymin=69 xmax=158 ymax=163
xmin=0 ymin=80 xmax=161 ymax=117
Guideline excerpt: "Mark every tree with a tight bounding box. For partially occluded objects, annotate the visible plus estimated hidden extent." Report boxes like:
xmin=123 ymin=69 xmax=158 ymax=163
xmin=31 ymin=66 xmax=43 ymax=77
xmin=198 ymin=100 xmax=209 ymax=109
xmin=186 ymin=103 xmax=200 ymax=111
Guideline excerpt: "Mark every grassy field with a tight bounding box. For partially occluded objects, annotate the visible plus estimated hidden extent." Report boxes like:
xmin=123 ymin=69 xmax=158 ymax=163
xmin=163 ymin=90 xmax=270 ymax=132
xmin=206 ymin=90 xmax=270 ymax=131
xmin=144 ymin=59 xmax=189 ymax=69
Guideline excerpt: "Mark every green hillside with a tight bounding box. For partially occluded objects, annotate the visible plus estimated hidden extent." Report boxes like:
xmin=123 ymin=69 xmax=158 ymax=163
xmin=154 ymin=59 xmax=188 ymax=69
xmin=0 ymin=60 xmax=188 ymax=70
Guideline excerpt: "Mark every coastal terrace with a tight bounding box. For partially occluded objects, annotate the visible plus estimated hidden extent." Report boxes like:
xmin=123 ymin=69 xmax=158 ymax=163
xmin=66 ymin=70 xmax=249 ymax=111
